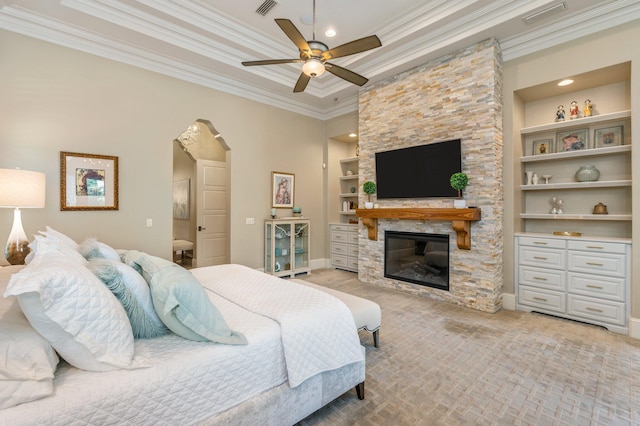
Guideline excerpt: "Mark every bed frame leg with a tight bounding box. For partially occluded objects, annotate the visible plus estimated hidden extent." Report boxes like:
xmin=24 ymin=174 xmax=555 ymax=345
xmin=355 ymin=381 xmax=365 ymax=400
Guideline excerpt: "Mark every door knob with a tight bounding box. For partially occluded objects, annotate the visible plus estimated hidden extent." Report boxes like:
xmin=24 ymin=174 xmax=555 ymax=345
xmin=198 ymin=226 xmax=206 ymax=231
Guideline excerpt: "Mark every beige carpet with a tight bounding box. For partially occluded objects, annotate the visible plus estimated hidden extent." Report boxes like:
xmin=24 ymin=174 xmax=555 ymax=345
xmin=297 ymin=268 xmax=640 ymax=426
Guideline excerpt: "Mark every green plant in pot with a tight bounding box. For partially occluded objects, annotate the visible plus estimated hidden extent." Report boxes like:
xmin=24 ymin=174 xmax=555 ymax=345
xmin=450 ymin=172 xmax=468 ymax=208
xmin=363 ymin=181 xmax=377 ymax=209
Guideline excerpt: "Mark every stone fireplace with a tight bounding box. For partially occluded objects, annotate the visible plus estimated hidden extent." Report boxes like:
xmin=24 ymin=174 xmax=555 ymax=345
xmin=357 ymin=39 xmax=503 ymax=313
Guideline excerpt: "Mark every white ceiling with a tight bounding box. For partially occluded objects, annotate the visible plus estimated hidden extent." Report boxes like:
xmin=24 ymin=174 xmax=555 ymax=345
xmin=1 ymin=0 xmax=639 ymax=120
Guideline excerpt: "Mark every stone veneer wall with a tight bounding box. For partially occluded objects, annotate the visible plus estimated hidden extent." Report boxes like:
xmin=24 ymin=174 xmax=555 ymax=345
xmin=358 ymin=39 xmax=504 ymax=313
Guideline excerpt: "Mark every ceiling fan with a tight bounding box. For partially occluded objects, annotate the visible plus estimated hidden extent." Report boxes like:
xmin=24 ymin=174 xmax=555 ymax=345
xmin=241 ymin=0 xmax=382 ymax=93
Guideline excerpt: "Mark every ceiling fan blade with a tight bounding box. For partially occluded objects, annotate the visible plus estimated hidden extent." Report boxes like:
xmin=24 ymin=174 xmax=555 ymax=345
xmin=242 ymin=59 xmax=301 ymax=66
xmin=293 ymin=73 xmax=311 ymax=93
xmin=322 ymin=35 xmax=381 ymax=61
xmin=275 ymin=19 xmax=311 ymax=53
xmin=325 ymin=63 xmax=368 ymax=86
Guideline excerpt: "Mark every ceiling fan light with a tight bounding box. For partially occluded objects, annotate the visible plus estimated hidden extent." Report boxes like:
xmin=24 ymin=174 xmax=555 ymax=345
xmin=302 ymin=59 xmax=325 ymax=77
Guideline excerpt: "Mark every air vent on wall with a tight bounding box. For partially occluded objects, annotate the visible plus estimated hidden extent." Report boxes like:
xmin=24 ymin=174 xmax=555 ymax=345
xmin=256 ymin=0 xmax=278 ymax=16
xmin=523 ymin=2 xmax=566 ymax=25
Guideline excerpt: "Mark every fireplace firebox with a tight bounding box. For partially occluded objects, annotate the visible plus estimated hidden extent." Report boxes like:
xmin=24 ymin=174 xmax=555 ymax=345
xmin=384 ymin=231 xmax=449 ymax=291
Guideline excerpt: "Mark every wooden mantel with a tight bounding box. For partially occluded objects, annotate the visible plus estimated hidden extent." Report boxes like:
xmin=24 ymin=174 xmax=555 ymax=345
xmin=355 ymin=208 xmax=482 ymax=250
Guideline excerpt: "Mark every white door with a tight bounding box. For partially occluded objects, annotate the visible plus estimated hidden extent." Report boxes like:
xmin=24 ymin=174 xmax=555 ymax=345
xmin=195 ymin=159 xmax=229 ymax=267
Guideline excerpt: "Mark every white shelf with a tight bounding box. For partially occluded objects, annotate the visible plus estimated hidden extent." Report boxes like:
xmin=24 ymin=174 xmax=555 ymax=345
xmin=340 ymin=210 xmax=356 ymax=215
xmin=520 ymin=180 xmax=631 ymax=190
xmin=521 ymin=213 xmax=631 ymax=221
xmin=340 ymin=175 xmax=358 ymax=181
xmin=339 ymin=193 xmax=358 ymax=197
xmin=340 ymin=156 xmax=359 ymax=164
xmin=520 ymin=110 xmax=631 ymax=134
xmin=521 ymin=145 xmax=630 ymax=163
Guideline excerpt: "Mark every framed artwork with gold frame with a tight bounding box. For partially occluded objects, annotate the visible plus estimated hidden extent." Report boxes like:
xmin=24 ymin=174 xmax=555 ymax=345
xmin=60 ymin=151 xmax=119 ymax=211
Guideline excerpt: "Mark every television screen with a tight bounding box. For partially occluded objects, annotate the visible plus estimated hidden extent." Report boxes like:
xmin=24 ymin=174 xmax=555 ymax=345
xmin=375 ymin=139 xmax=462 ymax=199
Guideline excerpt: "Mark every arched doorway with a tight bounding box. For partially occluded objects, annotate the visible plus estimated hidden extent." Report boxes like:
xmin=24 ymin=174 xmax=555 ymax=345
xmin=173 ymin=119 xmax=231 ymax=268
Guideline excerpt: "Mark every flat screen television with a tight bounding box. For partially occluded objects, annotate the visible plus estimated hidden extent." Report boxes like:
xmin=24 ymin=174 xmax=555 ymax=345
xmin=375 ymin=139 xmax=462 ymax=199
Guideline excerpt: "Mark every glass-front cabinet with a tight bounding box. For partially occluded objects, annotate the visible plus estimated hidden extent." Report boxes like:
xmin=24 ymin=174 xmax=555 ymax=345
xmin=265 ymin=218 xmax=311 ymax=277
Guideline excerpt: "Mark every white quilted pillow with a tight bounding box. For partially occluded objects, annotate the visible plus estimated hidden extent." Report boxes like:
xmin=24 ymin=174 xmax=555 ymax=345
xmin=4 ymin=248 xmax=150 ymax=371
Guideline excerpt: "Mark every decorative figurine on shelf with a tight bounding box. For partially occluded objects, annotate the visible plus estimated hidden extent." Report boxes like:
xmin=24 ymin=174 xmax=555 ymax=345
xmin=584 ymin=99 xmax=593 ymax=117
xmin=532 ymin=173 xmax=539 ymax=185
xmin=526 ymin=171 xmax=534 ymax=185
xmin=570 ymin=100 xmax=579 ymax=119
xmin=556 ymin=105 xmax=565 ymax=122
xmin=550 ymin=196 xmax=564 ymax=214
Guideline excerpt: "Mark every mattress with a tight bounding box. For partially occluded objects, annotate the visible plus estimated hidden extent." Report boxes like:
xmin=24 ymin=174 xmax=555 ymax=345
xmin=0 ymin=290 xmax=287 ymax=426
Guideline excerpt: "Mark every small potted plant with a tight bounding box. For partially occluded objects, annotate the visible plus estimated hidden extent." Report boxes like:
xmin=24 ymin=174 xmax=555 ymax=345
xmin=450 ymin=172 xmax=468 ymax=208
xmin=363 ymin=181 xmax=377 ymax=209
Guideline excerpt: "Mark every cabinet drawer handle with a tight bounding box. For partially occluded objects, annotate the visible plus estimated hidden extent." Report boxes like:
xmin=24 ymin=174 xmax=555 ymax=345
xmin=533 ymin=242 xmax=548 ymax=245
xmin=532 ymin=276 xmax=548 ymax=281
xmin=533 ymin=297 xmax=548 ymax=302
xmin=586 ymin=262 xmax=604 ymax=267
xmin=586 ymin=284 xmax=603 ymax=290
xmin=533 ymin=256 xmax=548 ymax=260
xmin=586 ymin=307 xmax=604 ymax=313
xmin=586 ymin=245 xmax=604 ymax=249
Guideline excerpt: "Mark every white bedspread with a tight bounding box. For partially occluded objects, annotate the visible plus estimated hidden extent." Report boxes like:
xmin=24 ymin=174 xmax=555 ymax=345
xmin=191 ymin=264 xmax=365 ymax=387
xmin=0 ymin=290 xmax=287 ymax=425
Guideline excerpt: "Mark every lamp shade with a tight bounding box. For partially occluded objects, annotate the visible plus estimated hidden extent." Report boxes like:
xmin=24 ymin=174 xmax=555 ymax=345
xmin=302 ymin=59 xmax=326 ymax=77
xmin=0 ymin=169 xmax=46 ymax=208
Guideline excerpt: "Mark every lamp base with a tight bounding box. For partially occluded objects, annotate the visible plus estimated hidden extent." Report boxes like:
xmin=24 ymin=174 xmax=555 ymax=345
xmin=5 ymin=208 xmax=31 ymax=265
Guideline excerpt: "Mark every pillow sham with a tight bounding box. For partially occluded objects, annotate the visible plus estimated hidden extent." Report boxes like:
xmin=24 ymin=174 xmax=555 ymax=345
xmin=0 ymin=265 xmax=58 ymax=409
xmin=4 ymin=249 xmax=150 ymax=372
xmin=79 ymin=238 xmax=121 ymax=262
xmin=121 ymin=250 xmax=246 ymax=345
xmin=38 ymin=226 xmax=79 ymax=250
xmin=27 ymin=234 xmax=88 ymax=266
xmin=88 ymin=258 xmax=167 ymax=338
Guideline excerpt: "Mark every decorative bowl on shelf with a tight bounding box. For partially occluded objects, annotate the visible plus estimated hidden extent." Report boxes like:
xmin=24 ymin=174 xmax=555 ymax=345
xmin=542 ymin=175 xmax=552 ymax=184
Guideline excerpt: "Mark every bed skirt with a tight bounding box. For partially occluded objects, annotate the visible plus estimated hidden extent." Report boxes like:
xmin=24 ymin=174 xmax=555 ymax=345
xmin=199 ymin=347 xmax=366 ymax=425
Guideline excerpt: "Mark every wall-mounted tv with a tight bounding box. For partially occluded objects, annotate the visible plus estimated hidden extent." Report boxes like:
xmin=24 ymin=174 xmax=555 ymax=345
xmin=375 ymin=139 xmax=462 ymax=199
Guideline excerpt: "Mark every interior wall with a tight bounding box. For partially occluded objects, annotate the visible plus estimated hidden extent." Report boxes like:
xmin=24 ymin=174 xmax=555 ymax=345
xmin=0 ymin=30 xmax=326 ymax=269
xmin=502 ymin=20 xmax=640 ymax=318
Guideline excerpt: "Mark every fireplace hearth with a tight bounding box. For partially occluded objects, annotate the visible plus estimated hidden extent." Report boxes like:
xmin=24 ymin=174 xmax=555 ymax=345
xmin=384 ymin=231 xmax=449 ymax=291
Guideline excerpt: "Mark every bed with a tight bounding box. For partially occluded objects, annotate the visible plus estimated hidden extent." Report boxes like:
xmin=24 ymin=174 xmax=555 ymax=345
xmin=0 ymin=229 xmax=365 ymax=425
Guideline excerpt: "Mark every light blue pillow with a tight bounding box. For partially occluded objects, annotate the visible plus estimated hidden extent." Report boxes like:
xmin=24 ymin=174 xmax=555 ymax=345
xmin=88 ymin=258 xmax=168 ymax=339
xmin=123 ymin=251 xmax=246 ymax=345
xmin=79 ymin=238 xmax=121 ymax=262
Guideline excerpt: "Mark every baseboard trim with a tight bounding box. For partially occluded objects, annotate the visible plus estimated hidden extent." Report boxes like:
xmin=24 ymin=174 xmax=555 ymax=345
xmin=502 ymin=293 xmax=516 ymax=310
xmin=310 ymin=258 xmax=330 ymax=271
xmin=629 ymin=317 xmax=640 ymax=339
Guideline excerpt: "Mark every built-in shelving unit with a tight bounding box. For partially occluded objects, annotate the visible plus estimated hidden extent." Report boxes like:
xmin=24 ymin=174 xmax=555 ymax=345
xmin=519 ymin=102 xmax=631 ymax=236
xmin=339 ymin=157 xmax=359 ymax=220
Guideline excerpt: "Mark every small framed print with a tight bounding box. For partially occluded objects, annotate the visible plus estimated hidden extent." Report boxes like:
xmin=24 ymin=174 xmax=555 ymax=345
xmin=556 ymin=129 xmax=588 ymax=152
xmin=272 ymin=171 xmax=294 ymax=208
xmin=594 ymin=125 xmax=623 ymax=148
xmin=532 ymin=139 xmax=553 ymax=155
xmin=60 ymin=152 xmax=118 ymax=211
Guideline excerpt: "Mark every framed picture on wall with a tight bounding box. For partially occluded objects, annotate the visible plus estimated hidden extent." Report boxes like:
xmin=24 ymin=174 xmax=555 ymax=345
xmin=594 ymin=125 xmax=623 ymax=148
xmin=272 ymin=172 xmax=294 ymax=208
xmin=60 ymin=151 xmax=118 ymax=211
xmin=173 ymin=178 xmax=190 ymax=219
xmin=532 ymin=139 xmax=553 ymax=155
xmin=556 ymin=129 xmax=588 ymax=152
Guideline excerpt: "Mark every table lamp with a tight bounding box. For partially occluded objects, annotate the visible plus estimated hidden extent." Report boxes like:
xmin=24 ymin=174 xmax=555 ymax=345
xmin=0 ymin=168 xmax=46 ymax=264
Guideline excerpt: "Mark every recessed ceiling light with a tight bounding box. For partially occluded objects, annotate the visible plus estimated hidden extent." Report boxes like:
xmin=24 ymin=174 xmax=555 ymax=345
xmin=349 ymin=133 xmax=357 ymax=138
xmin=558 ymin=79 xmax=574 ymax=86
xmin=325 ymin=28 xmax=336 ymax=37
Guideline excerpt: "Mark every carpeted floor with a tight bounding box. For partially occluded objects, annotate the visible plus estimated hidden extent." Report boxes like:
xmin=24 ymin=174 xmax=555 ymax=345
xmin=297 ymin=268 xmax=640 ymax=426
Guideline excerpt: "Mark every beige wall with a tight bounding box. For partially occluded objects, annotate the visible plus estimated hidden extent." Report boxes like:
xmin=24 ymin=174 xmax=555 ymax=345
xmin=503 ymin=21 xmax=640 ymax=317
xmin=0 ymin=30 xmax=326 ymax=269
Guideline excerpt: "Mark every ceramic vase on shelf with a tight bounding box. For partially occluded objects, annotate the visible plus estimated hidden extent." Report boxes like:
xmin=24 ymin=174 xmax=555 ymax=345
xmin=453 ymin=199 xmax=466 ymax=209
xmin=364 ymin=201 xmax=374 ymax=209
xmin=526 ymin=171 xmax=533 ymax=185
xmin=532 ymin=173 xmax=539 ymax=185
xmin=575 ymin=165 xmax=600 ymax=182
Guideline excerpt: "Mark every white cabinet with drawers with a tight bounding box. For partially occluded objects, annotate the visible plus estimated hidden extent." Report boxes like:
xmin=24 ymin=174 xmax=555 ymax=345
xmin=515 ymin=233 xmax=631 ymax=334
xmin=330 ymin=223 xmax=358 ymax=272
